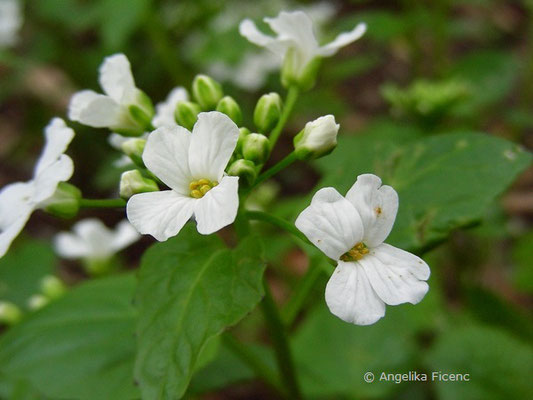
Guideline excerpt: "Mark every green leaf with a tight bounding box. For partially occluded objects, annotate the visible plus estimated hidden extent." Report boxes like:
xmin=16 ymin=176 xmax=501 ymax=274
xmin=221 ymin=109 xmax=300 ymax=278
xmin=513 ymin=231 xmax=533 ymax=293
xmin=99 ymin=0 xmax=150 ymax=50
xmin=135 ymin=226 xmax=266 ymax=399
xmin=425 ymin=323 xmax=533 ymax=400
xmin=0 ymin=240 xmax=56 ymax=308
xmin=316 ymin=130 xmax=532 ymax=252
xmin=0 ymin=275 xmax=138 ymax=400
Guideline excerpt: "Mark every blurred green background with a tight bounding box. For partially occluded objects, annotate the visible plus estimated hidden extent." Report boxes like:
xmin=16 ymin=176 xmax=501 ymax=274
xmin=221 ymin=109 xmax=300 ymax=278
xmin=0 ymin=0 xmax=532 ymax=399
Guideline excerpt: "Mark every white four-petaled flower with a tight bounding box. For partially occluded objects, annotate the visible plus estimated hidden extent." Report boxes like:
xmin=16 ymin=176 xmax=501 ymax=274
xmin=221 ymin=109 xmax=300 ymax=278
xmin=0 ymin=118 xmax=75 ymax=257
xmin=296 ymin=174 xmax=430 ymax=325
xmin=68 ymin=53 xmax=152 ymax=134
xmin=0 ymin=0 xmax=23 ymax=47
xmin=54 ymin=218 xmax=140 ymax=261
xmin=152 ymin=86 xmax=188 ymax=128
xmin=126 ymin=111 xmax=240 ymax=240
xmin=239 ymin=10 xmax=366 ymax=81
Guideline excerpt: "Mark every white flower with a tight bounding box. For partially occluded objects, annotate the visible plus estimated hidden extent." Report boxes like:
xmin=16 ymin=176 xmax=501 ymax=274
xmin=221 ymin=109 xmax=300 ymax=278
xmin=295 ymin=174 xmax=430 ymax=325
xmin=54 ymin=219 xmax=140 ymax=261
xmin=294 ymin=114 xmax=339 ymax=159
xmin=68 ymin=54 xmax=153 ymax=134
xmin=0 ymin=118 xmax=75 ymax=257
xmin=127 ymin=111 xmax=240 ymax=240
xmin=0 ymin=0 xmax=23 ymax=47
xmin=152 ymin=87 xmax=188 ymax=128
xmin=239 ymin=10 xmax=366 ymax=81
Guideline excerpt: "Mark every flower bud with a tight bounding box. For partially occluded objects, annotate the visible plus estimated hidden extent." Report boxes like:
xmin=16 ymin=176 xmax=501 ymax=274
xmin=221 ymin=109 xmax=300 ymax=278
xmin=114 ymin=91 xmax=155 ymax=137
xmin=294 ymin=115 xmax=339 ymax=160
xmin=253 ymin=93 xmax=282 ymax=133
xmin=121 ymin=138 xmax=146 ymax=167
xmin=281 ymin=48 xmax=322 ymax=91
xmin=242 ymin=133 xmax=270 ymax=164
xmin=42 ymin=182 xmax=81 ymax=219
xmin=40 ymin=275 xmax=66 ymax=299
xmin=120 ymin=170 xmax=159 ymax=199
xmin=216 ymin=96 xmax=243 ymax=126
xmin=227 ymin=159 xmax=257 ymax=186
xmin=192 ymin=74 xmax=224 ymax=110
xmin=0 ymin=301 xmax=22 ymax=325
xmin=235 ymin=127 xmax=251 ymax=155
xmin=175 ymin=101 xmax=202 ymax=131
xmin=28 ymin=294 xmax=49 ymax=311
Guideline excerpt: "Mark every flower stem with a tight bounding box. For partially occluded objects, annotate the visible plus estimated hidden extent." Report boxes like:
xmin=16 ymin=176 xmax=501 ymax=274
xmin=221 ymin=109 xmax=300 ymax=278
xmin=260 ymin=281 xmax=303 ymax=400
xmin=79 ymin=198 xmax=126 ymax=208
xmin=268 ymin=86 xmax=299 ymax=151
xmin=250 ymin=152 xmax=298 ymax=191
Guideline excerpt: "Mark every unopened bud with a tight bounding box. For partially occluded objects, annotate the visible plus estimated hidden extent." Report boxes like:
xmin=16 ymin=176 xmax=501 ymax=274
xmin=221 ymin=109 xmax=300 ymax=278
xmin=175 ymin=101 xmax=202 ymax=131
xmin=294 ymin=115 xmax=339 ymax=160
xmin=242 ymin=133 xmax=270 ymax=164
xmin=236 ymin=127 xmax=251 ymax=155
xmin=114 ymin=91 xmax=155 ymax=137
xmin=28 ymin=294 xmax=49 ymax=311
xmin=192 ymin=74 xmax=224 ymax=110
xmin=121 ymin=138 xmax=146 ymax=167
xmin=43 ymin=182 xmax=81 ymax=219
xmin=227 ymin=159 xmax=257 ymax=186
xmin=216 ymin=96 xmax=243 ymax=125
xmin=120 ymin=170 xmax=159 ymax=199
xmin=281 ymin=48 xmax=321 ymax=91
xmin=254 ymin=93 xmax=282 ymax=133
xmin=40 ymin=275 xmax=66 ymax=299
xmin=0 ymin=301 xmax=22 ymax=325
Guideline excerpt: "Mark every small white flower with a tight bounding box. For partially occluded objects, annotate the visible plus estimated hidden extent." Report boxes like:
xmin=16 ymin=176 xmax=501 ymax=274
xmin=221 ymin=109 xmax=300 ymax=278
xmin=296 ymin=174 xmax=430 ymax=325
xmin=0 ymin=118 xmax=75 ymax=257
xmin=0 ymin=0 xmax=23 ymax=47
xmin=68 ymin=54 xmax=153 ymax=134
xmin=54 ymin=219 xmax=140 ymax=261
xmin=239 ymin=10 xmax=366 ymax=81
xmin=127 ymin=111 xmax=240 ymax=240
xmin=152 ymin=87 xmax=188 ymax=128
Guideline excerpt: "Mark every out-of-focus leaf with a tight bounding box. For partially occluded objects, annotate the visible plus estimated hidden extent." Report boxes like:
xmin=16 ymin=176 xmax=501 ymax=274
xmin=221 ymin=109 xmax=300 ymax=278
xmin=99 ymin=0 xmax=151 ymax=50
xmin=425 ymin=323 xmax=533 ymax=400
xmin=135 ymin=226 xmax=266 ymax=399
xmin=0 ymin=275 xmax=139 ymax=400
xmin=512 ymin=231 xmax=533 ymax=293
xmin=0 ymin=240 xmax=55 ymax=308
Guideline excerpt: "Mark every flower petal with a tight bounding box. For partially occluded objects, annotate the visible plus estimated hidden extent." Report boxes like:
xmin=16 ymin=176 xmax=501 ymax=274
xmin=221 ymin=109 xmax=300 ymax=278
xmin=0 ymin=182 xmax=34 ymax=258
xmin=188 ymin=112 xmax=239 ymax=181
xmin=142 ymin=126 xmax=192 ymax=195
xmin=98 ymin=53 xmax=137 ymax=103
xmin=325 ymin=260 xmax=385 ymax=325
xmin=239 ymin=19 xmax=292 ymax=56
xmin=34 ymin=118 xmax=75 ymax=177
xmin=33 ymin=155 xmax=74 ymax=204
xmin=126 ymin=190 xmax=195 ymax=241
xmin=318 ymin=22 xmax=366 ymax=56
xmin=53 ymin=231 xmax=92 ymax=259
xmin=361 ymin=243 xmax=430 ymax=306
xmin=152 ymin=87 xmax=188 ymax=128
xmin=295 ymin=187 xmax=364 ymax=260
xmin=68 ymin=90 xmax=121 ymax=128
xmin=110 ymin=220 xmax=140 ymax=251
xmin=345 ymin=174 xmax=398 ymax=247
xmin=264 ymin=11 xmax=317 ymax=52
xmin=194 ymin=176 xmax=239 ymax=235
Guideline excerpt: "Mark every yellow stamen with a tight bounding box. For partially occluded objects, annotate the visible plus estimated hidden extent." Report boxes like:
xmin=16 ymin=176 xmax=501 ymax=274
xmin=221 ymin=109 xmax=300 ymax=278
xmin=198 ymin=178 xmax=210 ymax=186
xmin=189 ymin=178 xmax=218 ymax=198
xmin=190 ymin=189 xmax=203 ymax=199
xmin=189 ymin=181 xmax=199 ymax=190
xmin=200 ymin=185 xmax=211 ymax=195
xmin=340 ymin=242 xmax=369 ymax=262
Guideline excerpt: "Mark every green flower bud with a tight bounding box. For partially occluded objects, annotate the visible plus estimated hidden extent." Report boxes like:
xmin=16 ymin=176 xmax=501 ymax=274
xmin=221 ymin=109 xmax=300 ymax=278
xmin=43 ymin=182 xmax=81 ymax=219
xmin=113 ymin=91 xmax=155 ymax=137
xmin=216 ymin=96 xmax=243 ymax=125
xmin=294 ymin=115 xmax=339 ymax=160
xmin=0 ymin=301 xmax=22 ymax=325
xmin=175 ymin=101 xmax=202 ymax=131
xmin=192 ymin=74 xmax=224 ymax=110
xmin=40 ymin=275 xmax=66 ymax=300
xmin=227 ymin=159 xmax=257 ymax=186
xmin=236 ymin=127 xmax=251 ymax=155
xmin=281 ymin=48 xmax=322 ymax=91
xmin=84 ymin=257 xmax=115 ymax=277
xmin=120 ymin=170 xmax=159 ymax=199
xmin=28 ymin=294 xmax=49 ymax=311
xmin=253 ymin=93 xmax=282 ymax=133
xmin=121 ymin=138 xmax=146 ymax=167
xmin=242 ymin=133 xmax=270 ymax=164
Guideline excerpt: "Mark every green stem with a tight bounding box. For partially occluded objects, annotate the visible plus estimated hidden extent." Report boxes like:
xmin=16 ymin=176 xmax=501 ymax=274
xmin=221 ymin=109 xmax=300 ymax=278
xmin=250 ymin=152 xmax=298 ymax=191
xmin=221 ymin=334 xmax=281 ymax=393
xmin=79 ymin=198 xmax=126 ymax=208
xmin=244 ymin=211 xmax=311 ymax=247
xmin=268 ymin=86 xmax=299 ymax=150
xmin=260 ymin=281 xmax=302 ymax=400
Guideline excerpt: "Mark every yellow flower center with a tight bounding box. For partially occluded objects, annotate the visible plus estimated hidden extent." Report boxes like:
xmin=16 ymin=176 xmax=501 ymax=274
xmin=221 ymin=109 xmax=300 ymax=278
xmin=189 ymin=178 xmax=218 ymax=198
xmin=340 ymin=242 xmax=369 ymax=262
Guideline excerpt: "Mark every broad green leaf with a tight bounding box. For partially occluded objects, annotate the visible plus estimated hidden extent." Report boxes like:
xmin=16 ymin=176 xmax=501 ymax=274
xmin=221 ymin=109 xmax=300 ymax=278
xmin=0 ymin=240 xmax=55 ymax=308
xmin=135 ymin=226 xmax=266 ymax=399
xmin=0 ymin=275 xmax=139 ymax=400
xmin=425 ymin=323 xmax=533 ymax=400
xmin=316 ymin=131 xmax=532 ymax=252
